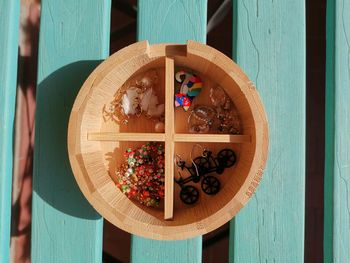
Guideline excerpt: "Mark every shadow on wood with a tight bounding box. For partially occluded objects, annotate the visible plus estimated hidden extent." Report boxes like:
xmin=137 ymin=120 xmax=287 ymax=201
xmin=33 ymin=60 xmax=103 ymax=220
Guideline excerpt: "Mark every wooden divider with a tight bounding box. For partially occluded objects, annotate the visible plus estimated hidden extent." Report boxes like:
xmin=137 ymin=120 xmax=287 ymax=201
xmin=88 ymin=132 xmax=166 ymax=142
xmin=88 ymin=63 xmax=252 ymax=221
xmin=164 ymin=57 xmax=175 ymax=219
xmin=88 ymin=133 xmax=251 ymax=144
xmin=0 ymin=1 xmax=20 ymax=262
xmin=174 ymin=134 xmax=251 ymax=143
xmin=131 ymin=0 xmax=206 ymax=262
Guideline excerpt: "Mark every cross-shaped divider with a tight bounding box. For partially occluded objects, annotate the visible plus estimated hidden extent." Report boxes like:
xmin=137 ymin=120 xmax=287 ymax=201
xmin=87 ymin=57 xmax=251 ymax=220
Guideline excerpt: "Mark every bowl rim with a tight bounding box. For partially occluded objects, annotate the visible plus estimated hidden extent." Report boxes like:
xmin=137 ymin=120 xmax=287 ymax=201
xmin=67 ymin=40 xmax=269 ymax=240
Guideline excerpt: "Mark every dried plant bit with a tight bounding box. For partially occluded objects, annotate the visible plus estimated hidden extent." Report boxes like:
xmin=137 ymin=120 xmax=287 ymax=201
xmin=115 ymin=142 xmax=165 ymax=207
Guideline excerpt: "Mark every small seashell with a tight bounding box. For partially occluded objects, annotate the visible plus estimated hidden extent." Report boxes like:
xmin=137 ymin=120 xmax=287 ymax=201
xmin=121 ymin=88 xmax=139 ymax=115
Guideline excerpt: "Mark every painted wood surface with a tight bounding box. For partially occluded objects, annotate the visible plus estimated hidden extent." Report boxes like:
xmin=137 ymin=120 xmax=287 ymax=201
xmin=324 ymin=0 xmax=350 ymax=262
xmin=31 ymin=1 xmax=111 ymax=262
xmin=229 ymin=1 xmax=306 ymax=262
xmin=0 ymin=1 xmax=20 ymax=262
xmin=67 ymin=40 xmax=268 ymax=240
xmin=131 ymin=0 xmax=206 ymax=261
xmin=137 ymin=0 xmax=207 ymax=44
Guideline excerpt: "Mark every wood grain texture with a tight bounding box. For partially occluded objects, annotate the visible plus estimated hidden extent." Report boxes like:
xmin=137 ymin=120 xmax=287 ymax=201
xmin=324 ymin=0 xmax=350 ymax=262
xmin=88 ymin=132 xmax=166 ymax=142
xmin=132 ymin=0 xmax=206 ymax=261
xmin=174 ymin=134 xmax=251 ymax=143
xmin=87 ymin=133 xmax=251 ymax=143
xmin=31 ymin=1 xmax=111 ymax=262
xmin=229 ymin=1 xmax=306 ymax=262
xmin=137 ymin=0 xmax=207 ymax=45
xmin=0 ymin=1 xmax=20 ymax=262
xmin=131 ymin=237 xmax=202 ymax=263
xmin=164 ymin=57 xmax=175 ymax=220
xmin=67 ymin=40 xmax=267 ymax=240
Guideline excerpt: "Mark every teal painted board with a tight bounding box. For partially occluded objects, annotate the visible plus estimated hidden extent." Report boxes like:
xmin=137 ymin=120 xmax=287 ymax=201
xmin=324 ymin=0 xmax=350 ymax=262
xmin=137 ymin=0 xmax=207 ymax=44
xmin=0 ymin=1 xmax=20 ymax=262
xmin=131 ymin=1 xmax=206 ymax=262
xmin=229 ymin=1 xmax=306 ymax=262
xmin=131 ymin=238 xmax=202 ymax=263
xmin=31 ymin=1 xmax=111 ymax=262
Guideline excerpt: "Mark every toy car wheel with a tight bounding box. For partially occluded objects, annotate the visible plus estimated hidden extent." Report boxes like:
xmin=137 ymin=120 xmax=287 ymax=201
xmin=193 ymin=156 xmax=209 ymax=175
xmin=201 ymin=176 xmax=220 ymax=195
xmin=217 ymin=149 xmax=236 ymax=168
xmin=180 ymin=185 xmax=199 ymax=204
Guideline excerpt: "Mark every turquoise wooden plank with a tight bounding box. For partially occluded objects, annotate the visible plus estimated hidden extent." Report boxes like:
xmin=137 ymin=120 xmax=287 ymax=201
xmin=229 ymin=1 xmax=306 ymax=262
xmin=131 ymin=238 xmax=202 ymax=263
xmin=0 ymin=1 xmax=20 ymax=262
xmin=131 ymin=1 xmax=206 ymax=262
xmin=31 ymin=1 xmax=111 ymax=262
xmin=324 ymin=0 xmax=350 ymax=262
xmin=137 ymin=0 xmax=206 ymax=44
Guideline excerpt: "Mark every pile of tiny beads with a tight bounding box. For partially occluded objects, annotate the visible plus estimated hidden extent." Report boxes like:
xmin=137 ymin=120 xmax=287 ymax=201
xmin=115 ymin=142 xmax=165 ymax=207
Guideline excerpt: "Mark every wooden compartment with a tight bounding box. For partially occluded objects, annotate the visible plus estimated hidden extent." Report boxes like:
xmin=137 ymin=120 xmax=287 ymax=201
xmin=67 ymin=41 xmax=269 ymax=240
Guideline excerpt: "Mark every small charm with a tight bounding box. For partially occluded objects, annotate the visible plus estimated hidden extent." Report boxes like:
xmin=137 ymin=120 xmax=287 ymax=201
xmin=174 ymin=93 xmax=191 ymax=111
xmin=209 ymin=86 xmax=241 ymax=134
xmin=210 ymin=85 xmax=231 ymax=111
xmin=174 ymin=146 xmax=237 ymax=204
xmin=115 ymin=142 xmax=165 ymax=207
xmin=175 ymin=70 xmax=202 ymax=111
xmin=188 ymin=106 xmax=216 ymax=133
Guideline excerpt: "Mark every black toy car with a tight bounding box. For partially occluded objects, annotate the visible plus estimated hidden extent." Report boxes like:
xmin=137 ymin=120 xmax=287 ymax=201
xmin=174 ymin=149 xmax=236 ymax=204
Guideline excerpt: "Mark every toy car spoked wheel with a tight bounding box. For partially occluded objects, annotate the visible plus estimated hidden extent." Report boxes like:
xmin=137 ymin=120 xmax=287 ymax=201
xmin=193 ymin=156 xmax=209 ymax=176
xmin=217 ymin=149 xmax=236 ymax=168
xmin=201 ymin=176 xmax=220 ymax=195
xmin=180 ymin=185 xmax=200 ymax=204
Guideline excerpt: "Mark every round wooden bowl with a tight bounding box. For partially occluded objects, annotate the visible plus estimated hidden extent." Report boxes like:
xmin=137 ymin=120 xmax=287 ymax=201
xmin=68 ymin=40 xmax=268 ymax=240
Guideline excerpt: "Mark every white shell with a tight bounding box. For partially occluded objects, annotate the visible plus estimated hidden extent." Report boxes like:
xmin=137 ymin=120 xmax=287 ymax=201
xmin=140 ymin=88 xmax=164 ymax=117
xmin=122 ymin=89 xmax=139 ymax=115
xmin=140 ymin=88 xmax=153 ymax=111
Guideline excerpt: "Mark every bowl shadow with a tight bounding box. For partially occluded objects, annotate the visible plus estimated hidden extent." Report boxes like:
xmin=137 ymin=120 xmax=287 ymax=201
xmin=33 ymin=60 xmax=103 ymax=220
